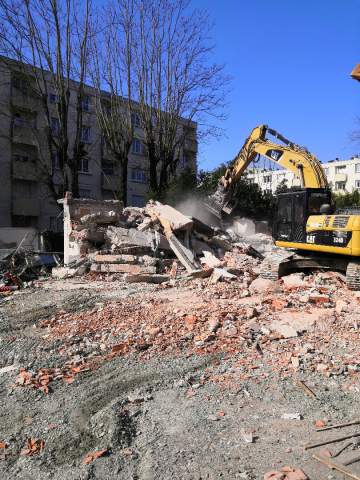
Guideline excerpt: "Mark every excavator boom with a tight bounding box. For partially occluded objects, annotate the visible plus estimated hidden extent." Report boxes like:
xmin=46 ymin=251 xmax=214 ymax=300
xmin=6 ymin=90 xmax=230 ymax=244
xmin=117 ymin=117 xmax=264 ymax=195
xmin=207 ymin=125 xmax=328 ymax=217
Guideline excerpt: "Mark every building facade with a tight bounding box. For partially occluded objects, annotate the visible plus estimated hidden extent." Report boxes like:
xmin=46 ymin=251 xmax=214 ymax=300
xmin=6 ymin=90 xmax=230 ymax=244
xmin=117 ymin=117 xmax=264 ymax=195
xmin=0 ymin=57 xmax=197 ymax=231
xmin=247 ymin=156 xmax=360 ymax=194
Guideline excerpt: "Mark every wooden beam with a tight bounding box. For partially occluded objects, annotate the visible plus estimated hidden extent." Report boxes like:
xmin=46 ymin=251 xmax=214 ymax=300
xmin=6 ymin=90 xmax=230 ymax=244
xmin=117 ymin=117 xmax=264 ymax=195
xmin=313 ymin=453 xmax=360 ymax=480
xmin=305 ymin=432 xmax=360 ymax=450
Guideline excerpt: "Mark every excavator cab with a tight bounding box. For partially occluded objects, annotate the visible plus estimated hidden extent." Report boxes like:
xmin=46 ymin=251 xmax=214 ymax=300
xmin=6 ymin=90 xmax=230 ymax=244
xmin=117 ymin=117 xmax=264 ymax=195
xmin=273 ymin=188 xmax=333 ymax=244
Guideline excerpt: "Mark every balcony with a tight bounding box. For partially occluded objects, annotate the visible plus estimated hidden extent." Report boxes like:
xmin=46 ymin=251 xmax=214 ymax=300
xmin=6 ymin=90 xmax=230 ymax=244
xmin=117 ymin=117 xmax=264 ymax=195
xmin=335 ymin=173 xmax=347 ymax=182
xmin=12 ymin=160 xmax=39 ymax=181
xmin=12 ymin=124 xmax=38 ymax=146
xmin=11 ymin=90 xmax=40 ymax=112
xmin=101 ymin=173 xmax=121 ymax=191
xmin=12 ymin=197 xmax=40 ymax=216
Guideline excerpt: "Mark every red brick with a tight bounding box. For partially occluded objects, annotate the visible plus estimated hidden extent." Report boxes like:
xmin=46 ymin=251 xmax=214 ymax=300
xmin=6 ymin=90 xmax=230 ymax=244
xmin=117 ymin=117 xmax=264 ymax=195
xmin=94 ymin=254 xmax=137 ymax=264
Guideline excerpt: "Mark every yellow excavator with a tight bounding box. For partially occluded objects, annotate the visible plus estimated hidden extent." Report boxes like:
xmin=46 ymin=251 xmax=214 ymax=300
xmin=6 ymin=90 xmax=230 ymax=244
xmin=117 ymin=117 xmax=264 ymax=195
xmin=207 ymin=125 xmax=360 ymax=289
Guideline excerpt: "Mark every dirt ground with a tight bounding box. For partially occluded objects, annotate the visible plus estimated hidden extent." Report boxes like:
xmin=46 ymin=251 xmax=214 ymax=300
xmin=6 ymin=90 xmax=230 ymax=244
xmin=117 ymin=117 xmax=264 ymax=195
xmin=1 ymin=275 xmax=360 ymax=479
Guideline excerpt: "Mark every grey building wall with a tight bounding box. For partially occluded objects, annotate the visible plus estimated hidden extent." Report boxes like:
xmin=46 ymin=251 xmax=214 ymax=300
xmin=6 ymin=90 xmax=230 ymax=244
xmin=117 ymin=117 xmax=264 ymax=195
xmin=0 ymin=57 xmax=198 ymax=231
xmin=0 ymin=62 xmax=12 ymax=227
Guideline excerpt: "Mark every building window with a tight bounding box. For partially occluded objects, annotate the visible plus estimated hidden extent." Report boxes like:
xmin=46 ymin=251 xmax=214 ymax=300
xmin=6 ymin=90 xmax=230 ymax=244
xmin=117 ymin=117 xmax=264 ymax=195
xmin=49 ymin=93 xmax=59 ymax=104
xmin=13 ymin=113 xmax=36 ymax=128
xmin=81 ymin=126 xmax=91 ymax=142
xmin=131 ymin=194 xmax=145 ymax=207
xmin=131 ymin=139 xmax=143 ymax=155
xmin=356 ymin=164 xmax=360 ymax=173
xmin=13 ymin=113 xmax=24 ymax=127
xmin=12 ymin=180 xmax=38 ymax=198
xmin=51 ymin=117 xmax=60 ymax=135
xmin=335 ymin=165 xmax=346 ymax=174
xmin=82 ymin=95 xmax=91 ymax=112
xmin=323 ymin=168 xmax=329 ymax=176
xmin=12 ymin=74 xmax=29 ymax=94
xmin=355 ymin=180 xmax=360 ymax=189
xmin=78 ymin=158 xmax=89 ymax=173
xmin=263 ymin=175 xmax=272 ymax=184
xmin=78 ymin=188 xmax=92 ymax=198
xmin=131 ymin=168 xmax=147 ymax=183
xmin=180 ymin=152 xmax=191 ymax=169
xmin=52 ymin=152 xmax=60 ymax=171
xmin=131 ymin=112 xmax=141 ymax=128
xmin=13 ymin=154 xmax=30 ymax=163
xmin=102 ymin=160 xmax=115 ymax=176
xmin=335 ymin=181 xmax=346 ymax=191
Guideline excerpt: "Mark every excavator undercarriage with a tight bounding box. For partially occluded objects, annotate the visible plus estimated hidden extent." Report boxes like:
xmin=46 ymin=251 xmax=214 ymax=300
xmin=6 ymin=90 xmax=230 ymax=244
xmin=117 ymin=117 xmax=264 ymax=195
xmin=259 ymin=250 xmax=360 ymax=290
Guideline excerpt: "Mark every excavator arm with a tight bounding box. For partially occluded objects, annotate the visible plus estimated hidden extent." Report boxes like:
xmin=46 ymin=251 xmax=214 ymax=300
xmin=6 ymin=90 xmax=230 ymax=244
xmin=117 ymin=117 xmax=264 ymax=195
xmin=208 ymin=125 xmax=329 ymax=216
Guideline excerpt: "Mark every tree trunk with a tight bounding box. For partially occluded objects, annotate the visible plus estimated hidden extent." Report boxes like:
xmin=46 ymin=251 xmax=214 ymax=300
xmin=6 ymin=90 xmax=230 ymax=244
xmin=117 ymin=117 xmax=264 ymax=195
xmin=121 ymin=157 xmax=128 ymax=206
xmin=158 ymin=161 xmax=169 ymax=200
xmin=147 ymin=142 xmax=158 ymax=194
xmin=71 ymin=168 xmax=79 ymax=198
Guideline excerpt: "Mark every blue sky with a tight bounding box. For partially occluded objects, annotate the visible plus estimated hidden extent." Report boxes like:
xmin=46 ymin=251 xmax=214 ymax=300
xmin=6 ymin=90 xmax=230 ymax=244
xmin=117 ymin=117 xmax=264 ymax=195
xmin=192 ymin=0 xmax=360 ymax=171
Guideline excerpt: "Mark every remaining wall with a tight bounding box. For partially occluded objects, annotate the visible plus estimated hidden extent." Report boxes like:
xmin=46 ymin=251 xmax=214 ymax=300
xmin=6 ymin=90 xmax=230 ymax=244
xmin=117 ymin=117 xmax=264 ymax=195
xmin=61 ymin=193 xmax=123 ymax=265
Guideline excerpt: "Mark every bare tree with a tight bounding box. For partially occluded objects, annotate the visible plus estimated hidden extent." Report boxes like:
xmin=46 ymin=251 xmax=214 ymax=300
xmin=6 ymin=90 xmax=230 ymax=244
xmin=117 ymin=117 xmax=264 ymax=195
xmin=90 ymin=0 xmax=135 ymax=205
xmin=130 ymin=0 xmax=228 ymax=199
xmin=0 ymin=0 xmax=94 ymax=199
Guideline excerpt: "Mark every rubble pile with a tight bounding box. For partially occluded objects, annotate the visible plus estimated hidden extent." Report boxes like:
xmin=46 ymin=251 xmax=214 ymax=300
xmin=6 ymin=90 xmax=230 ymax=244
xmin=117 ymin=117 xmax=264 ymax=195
xmin=54 ymin=194 xmax=264 ymax=284
xmin=17 ymin=267 xmax=359 ymax=395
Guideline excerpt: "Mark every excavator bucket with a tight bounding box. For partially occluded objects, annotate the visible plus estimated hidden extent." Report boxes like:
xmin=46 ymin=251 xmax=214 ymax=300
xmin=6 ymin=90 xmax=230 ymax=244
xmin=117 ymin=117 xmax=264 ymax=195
xmin=203 ymin=193 xmax=224 ymax=219
xmin=203 ymin=183 xmax=236 ymax=219
xmin=351 ymin=64 xmax=360 ymax=81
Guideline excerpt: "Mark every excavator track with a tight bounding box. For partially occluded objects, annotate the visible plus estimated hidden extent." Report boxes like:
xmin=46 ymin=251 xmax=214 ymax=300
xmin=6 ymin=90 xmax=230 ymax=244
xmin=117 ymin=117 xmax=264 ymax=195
xmin=346 ymin=261 xmax=360 ymax=290
xmin=260 ymin=252 xmax=360 ymax=291
xmin=259 ymin=252 xmax=294 ymax=280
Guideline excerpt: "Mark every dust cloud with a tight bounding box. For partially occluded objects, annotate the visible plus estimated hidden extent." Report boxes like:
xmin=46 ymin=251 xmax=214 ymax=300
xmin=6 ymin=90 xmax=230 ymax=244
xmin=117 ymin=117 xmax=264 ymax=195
xmin=174 ymin=196 xmax=220 ymax=226
xmin=174 ymin=195 xmax=260 ymax=238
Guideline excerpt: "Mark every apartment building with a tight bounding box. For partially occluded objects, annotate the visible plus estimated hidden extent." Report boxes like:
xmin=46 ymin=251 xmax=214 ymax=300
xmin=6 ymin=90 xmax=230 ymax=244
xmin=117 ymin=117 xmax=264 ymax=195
xmin=247 ymin=156 xmax=360 ymax=194
xmin=0 ymin=57 xmax=197 ymax=232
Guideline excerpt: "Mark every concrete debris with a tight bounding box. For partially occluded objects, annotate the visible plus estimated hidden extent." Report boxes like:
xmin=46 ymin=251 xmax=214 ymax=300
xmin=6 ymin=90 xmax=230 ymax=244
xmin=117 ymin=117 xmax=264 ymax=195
xmin=210 ymin=267 xmax=237 ymax=283
xmin=282 ymin=273 xmax=306 ymax=289
xmin=200 ymin=251 xmax=222 ymax=268
xmin=249 ymin=277 xmax=275 ymax=294
xmin=80 ymin=211 xmax=121 ymax=225
xmin=241 ymin=429 xmax=254 ymax=443
xmin=91 ymin=263 xmax=157 ymax=274
xmin=55 ymin=193 xmax=268 ymax=283
xmin=52 ymin=266 xmax=79 ymax=279
xmin=282 ymin=413 xmax=302 ymax=420
xmin=105 ymin=226 xmax=170 ymax=252
xmin=125 ymin=273 xmax=170 ymax=284
xmin=270 ymin=321 xmax=299 ymax=339
xmin=146 ymin=201 xmax=193 ymax=231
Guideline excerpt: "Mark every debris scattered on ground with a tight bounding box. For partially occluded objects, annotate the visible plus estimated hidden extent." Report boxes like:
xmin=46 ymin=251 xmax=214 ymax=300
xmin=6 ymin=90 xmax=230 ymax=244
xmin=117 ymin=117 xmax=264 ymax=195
xmin=3 ymin=195 xmax=360 ymax=478
xmin=83 ymin=448 xmax=108 ymax=465
xmin=20 ymin=438 xmax=45 ymax=456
